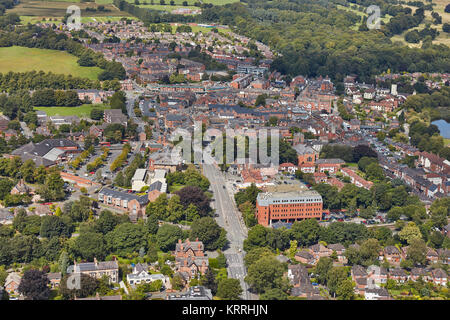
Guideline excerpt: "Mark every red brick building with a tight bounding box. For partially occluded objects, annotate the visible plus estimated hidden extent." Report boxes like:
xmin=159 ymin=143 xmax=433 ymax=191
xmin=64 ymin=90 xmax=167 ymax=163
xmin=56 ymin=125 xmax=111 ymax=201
xmin=255 ymin=189 xmax=323 ymax=227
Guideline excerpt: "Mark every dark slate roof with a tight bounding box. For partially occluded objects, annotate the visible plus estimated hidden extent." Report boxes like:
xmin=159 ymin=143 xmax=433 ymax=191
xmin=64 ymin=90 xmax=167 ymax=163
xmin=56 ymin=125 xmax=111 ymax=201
xmin=352 ymin=265 xmax=368 ymax=277
xmin=99 ymin=187 xmax=149 ymax=205
xmin=148 ymin=180 xmax=163 ymax=192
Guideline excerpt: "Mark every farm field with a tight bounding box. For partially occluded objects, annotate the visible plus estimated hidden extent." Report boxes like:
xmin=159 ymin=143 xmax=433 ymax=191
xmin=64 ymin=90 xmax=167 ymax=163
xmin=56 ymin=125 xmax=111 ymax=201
xmin=0 ymin=46 xmax=102 ymax=80
xmin=34 ymin=104 xmax=110 ymax=117
xmin=124 ymin=0 xmax=239 ymax=5
xmin=7 ymin=0 xmax=131 ymax=17
xmin=137 ymin=4 xmax=199 ymax=12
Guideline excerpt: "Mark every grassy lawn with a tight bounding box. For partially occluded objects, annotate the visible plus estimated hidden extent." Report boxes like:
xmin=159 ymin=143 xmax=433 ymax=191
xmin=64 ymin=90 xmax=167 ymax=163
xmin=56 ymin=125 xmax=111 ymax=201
xmin=169 ymin=23 xmax=230 ymax=34
xmin=35 ymin=104 xmax=110 ymax=117
xmin=0 ymin=46 xmax=102 ymax=80
xmin=345 ymin=162 xmax=358 ymax=167
xmin=444 ymin=138 xmax=450 ymax=146
xmin=137 ymin=4 xmax=199 ymax=12
xmin=392 ymin=1 xmax=450 ymax=47
xmin=168 ymin=184 xmax=185 ymax=193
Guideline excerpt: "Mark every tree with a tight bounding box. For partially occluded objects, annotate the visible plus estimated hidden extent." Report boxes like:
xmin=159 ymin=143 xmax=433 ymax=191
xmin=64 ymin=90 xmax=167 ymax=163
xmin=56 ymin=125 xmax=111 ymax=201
xmin=40 ymin=215 xmax=71 ymax=238
xmin=59 ymin=251 xmax=69 ymax=276
xmin=359 ymin=238 xmax=381 ymax=266
xmin=175 ymin=186 xmax=211 ymax=217
xmin=326 ymin=267 xmax=348 ymax=295
xmin=244 ymin=225 xmax=269 ymax=251
xmin=289 ymin=219 xmax=321 ymax=246
xmin=201 ymin=268 xmax=218 ymax=295
xmin=245 ymin=256 xmax=285 ymax=294
xmin=315 ymin=257 xmax=333 ymax=284
xmin=146 ymin=193 xmax=168 ymax=220
xmin=406 ymin=238 xmax=427 ymax=266
xmin=156 ymin=224 xmax=183 ymax=251
xmin=171 ymin=274 xmax=184 ymax=290
xmin=336 ymin=279 xmax=355 ymax=300
xmin=260 ymin=288 xmax=288 ymax=300
xmin=59 ymin=273 xmax=98 ymax=299
xmin=96 ymin=210 xmax=128 ymax=234
xmin=105 ymin=223 xmax=147 ymax=256
xmin=217 ymin=278 xmax=242 ymax=300
xmin=399 ymin=222 xmax=422 ymax=244
xmin=18 ymin=269 xmax=50 ymax=300
xmin=190 ymin=217 xmax=227 ymax=251
xmin=71 ymin=232 xmax=106 ymax=261
xmin=244 ymin=247 xmax=274 ymax=268
xmin=166 ymin=194 xmax=184 ymax=222
xmin=145 ymin=213 xmax=159 ymax=235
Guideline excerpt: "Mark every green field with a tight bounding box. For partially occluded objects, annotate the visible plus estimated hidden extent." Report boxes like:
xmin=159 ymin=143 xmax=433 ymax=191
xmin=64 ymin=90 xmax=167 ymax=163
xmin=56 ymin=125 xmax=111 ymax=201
xmin=8 ymin=0 xmax=130 ymax=17
xmin=444 ymin=138 xmax=450 ymax=146
xmin=0 ymin=46 xmax=102 ymax=80
xmin=34 ymin=104 xmax=110 ymax=117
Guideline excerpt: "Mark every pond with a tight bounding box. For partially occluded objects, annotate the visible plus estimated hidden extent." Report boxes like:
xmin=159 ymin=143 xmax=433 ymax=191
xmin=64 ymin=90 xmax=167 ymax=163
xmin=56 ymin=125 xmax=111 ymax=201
xmin=431 ymin=119 xmax=450 ymax=139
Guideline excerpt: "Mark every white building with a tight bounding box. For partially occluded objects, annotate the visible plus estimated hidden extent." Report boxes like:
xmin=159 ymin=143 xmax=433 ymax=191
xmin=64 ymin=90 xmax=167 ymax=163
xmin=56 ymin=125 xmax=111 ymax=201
xmin=131 ymin=168 xmax=148 ymax=192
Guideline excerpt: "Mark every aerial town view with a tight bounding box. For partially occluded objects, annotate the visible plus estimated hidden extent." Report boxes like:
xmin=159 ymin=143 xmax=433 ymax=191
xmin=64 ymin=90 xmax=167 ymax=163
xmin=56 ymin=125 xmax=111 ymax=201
xmin=0 ymin=0 xmax=449 ymax=309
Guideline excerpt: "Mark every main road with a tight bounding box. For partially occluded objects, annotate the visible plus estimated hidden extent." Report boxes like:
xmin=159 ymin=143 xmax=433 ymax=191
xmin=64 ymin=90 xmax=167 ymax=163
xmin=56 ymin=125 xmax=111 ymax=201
xmin=202 ymin=162 xmax=257 ymax=300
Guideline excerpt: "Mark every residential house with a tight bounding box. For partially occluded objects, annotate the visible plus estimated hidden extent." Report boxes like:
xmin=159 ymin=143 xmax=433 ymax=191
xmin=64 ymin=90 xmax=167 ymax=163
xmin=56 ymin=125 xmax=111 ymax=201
xmin=4 ymin=272 xmax=21 ymax=296
xmin=98 ymin=187 xmax=149 ymax=221
xmin=288 ymin=264 xmax=320 ymax=298
xmin=431 ymin=268 xmax=447 ymax=286
xmin=389 ymin=268 xmax=408 ymax=283
xmin=364 ymin=287 xmax=390 ymax=300
xmin=126 ymin=263 xmax=169 ymax=288
xmin=328 ymin=243 xmax=347 ymax=264
xmin=68 ymin=258 xmax=119 ymax=284
xmin=382 ymin=246 xmax=403 ymax=265
xmin=294 ymin=251 xmax=316 ymax=265
xmin=174 ymin=238 xmax=209 ymax=280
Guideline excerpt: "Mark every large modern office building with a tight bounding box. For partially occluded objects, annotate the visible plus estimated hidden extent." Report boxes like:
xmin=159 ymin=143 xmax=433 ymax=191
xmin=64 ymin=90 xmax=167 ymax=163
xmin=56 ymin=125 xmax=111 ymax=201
xmin=256 ymin=186 xmax=323 ymax=227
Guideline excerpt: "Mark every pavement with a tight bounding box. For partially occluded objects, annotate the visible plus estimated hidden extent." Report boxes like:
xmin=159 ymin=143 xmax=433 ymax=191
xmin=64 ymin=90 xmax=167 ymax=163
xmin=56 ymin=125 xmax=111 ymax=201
xmin=203 ymin=162 xmax=258 ymax=300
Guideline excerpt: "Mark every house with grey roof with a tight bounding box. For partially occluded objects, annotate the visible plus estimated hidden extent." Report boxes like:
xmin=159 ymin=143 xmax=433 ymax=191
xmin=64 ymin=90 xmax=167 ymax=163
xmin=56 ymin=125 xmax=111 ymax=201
xmin=98 ymin=187 xmax=149 ymax=221
xmin=68 ymin=258 xmax=119 ymax=284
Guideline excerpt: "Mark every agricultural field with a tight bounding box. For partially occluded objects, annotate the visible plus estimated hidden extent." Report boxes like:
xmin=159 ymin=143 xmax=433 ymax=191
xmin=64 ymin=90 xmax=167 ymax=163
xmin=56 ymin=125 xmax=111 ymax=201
xmin=137 ymin=4 xmax=198 ymax=12
xmin=7 ymin=0 xmax=131 ymax=17
xmin=34 ymin=104 xmax=110 ymax=117
xmin=0 ymin=46 xmax=102 ymax=80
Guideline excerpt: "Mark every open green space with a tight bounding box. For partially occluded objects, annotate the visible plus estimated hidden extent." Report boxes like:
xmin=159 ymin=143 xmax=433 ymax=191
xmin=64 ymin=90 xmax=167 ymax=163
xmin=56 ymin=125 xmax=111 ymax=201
xmin=34 ymin=104 xmax=110 ymax=117
xmin=0 ymin=46 xmax=102 ymax=80
xmin=7 ymin=0 xmax=130 ymax=17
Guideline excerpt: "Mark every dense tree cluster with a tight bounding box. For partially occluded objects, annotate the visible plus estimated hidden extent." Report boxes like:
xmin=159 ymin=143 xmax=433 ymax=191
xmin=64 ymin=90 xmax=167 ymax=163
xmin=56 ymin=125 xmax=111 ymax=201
xmin=320 ymin=144 xmax=377 ymax=163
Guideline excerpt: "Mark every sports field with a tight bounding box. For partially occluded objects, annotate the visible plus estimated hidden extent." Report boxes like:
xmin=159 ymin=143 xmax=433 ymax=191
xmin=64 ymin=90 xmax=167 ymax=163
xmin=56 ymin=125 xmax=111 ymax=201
xmin=34 ymin=104 xmax=110 ymax=117
xmin=0 ymin=46 xmax=102 ymax=80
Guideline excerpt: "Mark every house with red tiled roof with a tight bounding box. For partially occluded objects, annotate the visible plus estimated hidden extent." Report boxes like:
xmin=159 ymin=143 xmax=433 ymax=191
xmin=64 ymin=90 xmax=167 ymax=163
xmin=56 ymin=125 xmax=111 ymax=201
xmin=279 ymin=162 xmax=297 ymax=174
